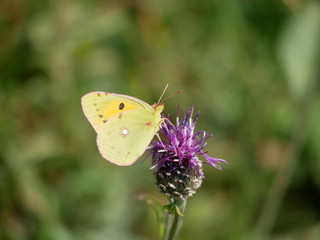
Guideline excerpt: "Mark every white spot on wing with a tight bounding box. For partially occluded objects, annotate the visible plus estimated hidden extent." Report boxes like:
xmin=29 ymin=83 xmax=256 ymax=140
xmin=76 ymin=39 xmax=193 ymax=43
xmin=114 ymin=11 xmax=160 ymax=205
xmin=120 ymin=127 xmax=128 ymax=136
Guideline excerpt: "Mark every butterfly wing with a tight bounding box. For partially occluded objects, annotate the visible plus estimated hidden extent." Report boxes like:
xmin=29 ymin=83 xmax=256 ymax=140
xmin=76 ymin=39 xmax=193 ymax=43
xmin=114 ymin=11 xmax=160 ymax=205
xmin=81 ymin=92 xmax=153 ymax=132
xmin=96 ymin=108 xmax=162 ymax=166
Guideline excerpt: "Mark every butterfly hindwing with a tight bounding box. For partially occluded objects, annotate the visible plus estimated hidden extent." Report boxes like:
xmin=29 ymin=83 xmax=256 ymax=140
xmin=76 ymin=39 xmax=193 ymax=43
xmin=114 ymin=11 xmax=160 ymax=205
xmin=96 ymin=109 xmax=161 ymax=166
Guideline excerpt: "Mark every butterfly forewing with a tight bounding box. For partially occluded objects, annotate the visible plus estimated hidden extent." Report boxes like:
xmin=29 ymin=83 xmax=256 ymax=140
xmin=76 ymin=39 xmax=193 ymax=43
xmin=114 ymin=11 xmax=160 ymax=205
xmin=81 ymin=92 xmax=153 ymax=133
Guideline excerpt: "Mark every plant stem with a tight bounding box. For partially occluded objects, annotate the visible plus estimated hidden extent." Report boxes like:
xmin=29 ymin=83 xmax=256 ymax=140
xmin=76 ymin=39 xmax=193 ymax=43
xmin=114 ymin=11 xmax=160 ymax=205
xmin=167 ymin=210 xmax=181 ymax=240
xmin=162 ymin=212 xmax=172 ymax=240
xmin=163 ymin=200 xmax=186 ymax=240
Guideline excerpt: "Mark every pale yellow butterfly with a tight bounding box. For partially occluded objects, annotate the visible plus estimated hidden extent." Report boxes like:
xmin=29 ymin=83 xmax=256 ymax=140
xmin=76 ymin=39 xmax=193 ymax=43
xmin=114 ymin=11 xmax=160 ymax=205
xmin=81 ymin=90 xmax=165 ymax=166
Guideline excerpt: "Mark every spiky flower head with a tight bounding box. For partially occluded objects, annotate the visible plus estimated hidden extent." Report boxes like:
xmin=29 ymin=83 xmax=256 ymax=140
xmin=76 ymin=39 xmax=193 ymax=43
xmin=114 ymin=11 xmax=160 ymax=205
xmin=149 ymin=106 xmax=228 ymax=203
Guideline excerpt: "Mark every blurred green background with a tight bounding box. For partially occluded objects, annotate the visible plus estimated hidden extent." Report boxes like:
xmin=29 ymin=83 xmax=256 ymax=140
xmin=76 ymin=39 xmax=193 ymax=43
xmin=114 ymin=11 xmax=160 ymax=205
xmin=1 ymin=0 xmax=320 ymax=239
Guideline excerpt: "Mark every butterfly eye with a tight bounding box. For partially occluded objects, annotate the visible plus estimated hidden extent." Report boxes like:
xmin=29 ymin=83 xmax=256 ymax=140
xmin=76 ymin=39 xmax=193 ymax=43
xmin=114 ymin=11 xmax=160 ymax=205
xmin=119 ymin=103 xmax=124 ymax=110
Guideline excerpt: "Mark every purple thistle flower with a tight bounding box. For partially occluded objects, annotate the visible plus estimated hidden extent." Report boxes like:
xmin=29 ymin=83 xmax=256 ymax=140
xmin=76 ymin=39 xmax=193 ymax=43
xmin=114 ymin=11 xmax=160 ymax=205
xmin=149 ymin=106 xmax=228 ymax=202
xmin=150 ymin=106 xmax=227 ymax=175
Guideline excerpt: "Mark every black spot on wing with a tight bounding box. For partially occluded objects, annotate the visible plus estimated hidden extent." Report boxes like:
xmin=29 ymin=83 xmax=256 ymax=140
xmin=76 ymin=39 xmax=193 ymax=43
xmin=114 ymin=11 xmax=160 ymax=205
xmin=119 ymin=102 xmax=124 ymax=110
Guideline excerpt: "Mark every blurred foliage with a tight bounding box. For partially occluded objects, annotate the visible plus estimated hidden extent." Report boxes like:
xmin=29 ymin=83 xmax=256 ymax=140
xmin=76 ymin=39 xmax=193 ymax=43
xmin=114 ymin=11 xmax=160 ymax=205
xmin=1 ymin=0 xmax=320 ymax=239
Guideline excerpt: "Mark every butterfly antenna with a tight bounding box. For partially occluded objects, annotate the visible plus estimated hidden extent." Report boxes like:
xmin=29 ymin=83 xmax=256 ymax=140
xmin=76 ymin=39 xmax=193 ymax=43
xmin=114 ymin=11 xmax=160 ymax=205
xmin=158 ymin=84 xmax=169 ymax=103
xmin=160 ymin=90 xmax=182 ymax=103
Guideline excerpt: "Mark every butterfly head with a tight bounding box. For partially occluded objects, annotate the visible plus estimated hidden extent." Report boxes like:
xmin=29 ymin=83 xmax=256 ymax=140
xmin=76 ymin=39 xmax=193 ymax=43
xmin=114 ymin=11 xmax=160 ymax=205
xmin=153 ymin=103 xmax=164 ymax=114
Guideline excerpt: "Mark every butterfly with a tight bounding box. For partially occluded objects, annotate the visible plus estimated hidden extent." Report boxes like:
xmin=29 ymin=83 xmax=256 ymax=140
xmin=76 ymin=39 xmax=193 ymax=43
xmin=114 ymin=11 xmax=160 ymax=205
xmin=81 ymin=91 xmax=165 ymax=166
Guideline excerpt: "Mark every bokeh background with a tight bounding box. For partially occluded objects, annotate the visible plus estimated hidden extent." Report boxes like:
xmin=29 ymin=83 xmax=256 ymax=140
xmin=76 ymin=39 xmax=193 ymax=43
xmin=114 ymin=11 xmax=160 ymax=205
xmin=1 ymin=0 xmax=320 ymax=239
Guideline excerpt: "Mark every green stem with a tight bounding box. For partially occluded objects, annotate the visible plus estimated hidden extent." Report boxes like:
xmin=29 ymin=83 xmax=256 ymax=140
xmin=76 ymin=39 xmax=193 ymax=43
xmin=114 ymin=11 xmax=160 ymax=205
xmin=162 ymin=200 xmax=186 ymax=240
xmin=162 ymin=212 xmax=172 ymax=240
xmin=167 ymin=210 xmax=181 ymax=240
